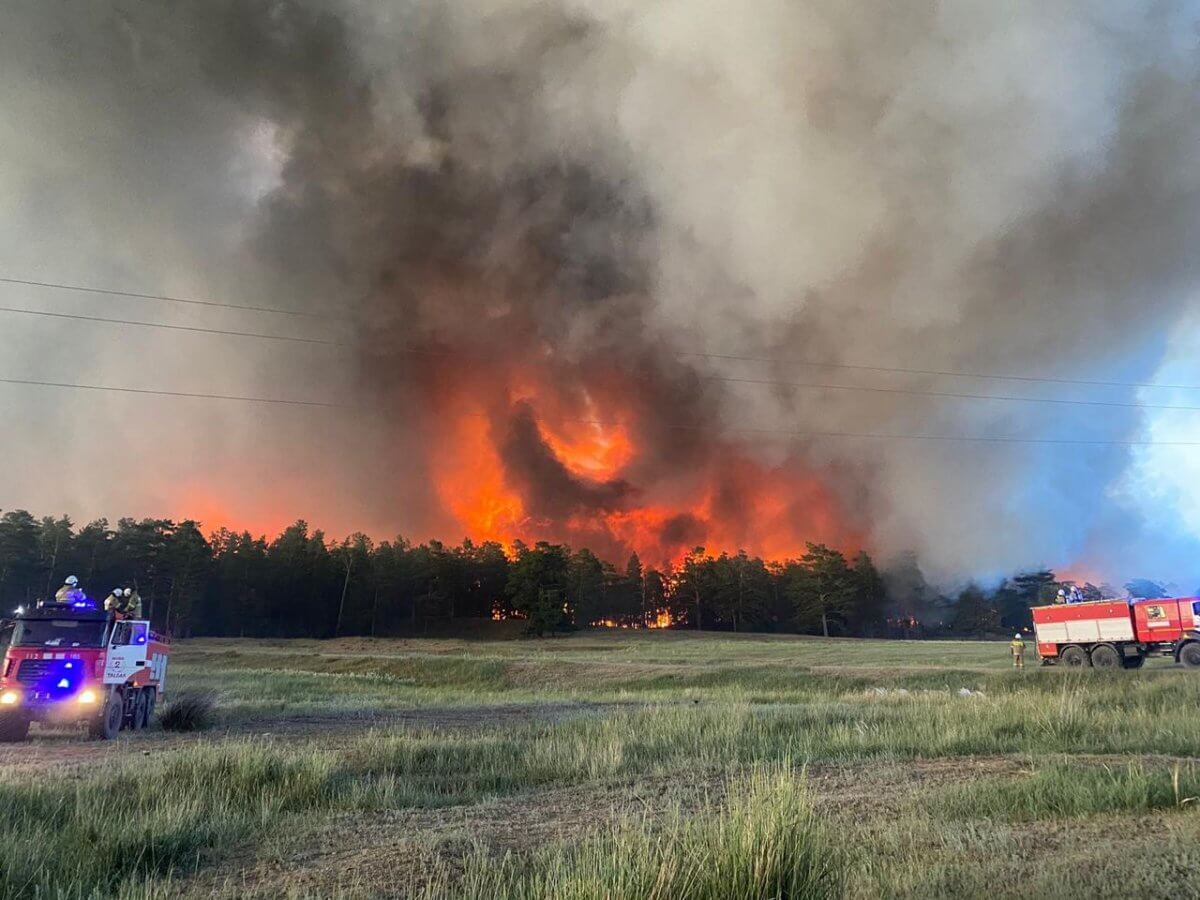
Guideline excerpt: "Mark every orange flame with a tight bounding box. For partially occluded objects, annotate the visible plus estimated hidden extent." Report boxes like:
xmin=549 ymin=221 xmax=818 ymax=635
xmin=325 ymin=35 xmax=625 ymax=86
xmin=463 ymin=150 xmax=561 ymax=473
xmin=647 ymin=608 xmax=673 ymax=629
xmin=422 ymin=379 xmax=863 ymax=568
xmin=434 ymin=412 xmax=527 ymax=547
xmin=161 ymin=329 xmax=864 ymax=571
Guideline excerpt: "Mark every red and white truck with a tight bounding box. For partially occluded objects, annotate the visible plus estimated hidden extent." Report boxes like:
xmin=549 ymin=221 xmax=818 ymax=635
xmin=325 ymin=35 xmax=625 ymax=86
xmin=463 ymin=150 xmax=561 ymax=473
xmin=0 ymin=601 xmax=169 ymax=741
xmin=1032 ymin=597 xmax=1200 ymax=669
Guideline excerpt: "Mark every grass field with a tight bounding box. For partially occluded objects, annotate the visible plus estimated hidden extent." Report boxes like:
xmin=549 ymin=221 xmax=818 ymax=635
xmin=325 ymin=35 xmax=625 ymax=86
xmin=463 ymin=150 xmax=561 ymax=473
xmin=2 ymin=630 xmax=1199 ymax=898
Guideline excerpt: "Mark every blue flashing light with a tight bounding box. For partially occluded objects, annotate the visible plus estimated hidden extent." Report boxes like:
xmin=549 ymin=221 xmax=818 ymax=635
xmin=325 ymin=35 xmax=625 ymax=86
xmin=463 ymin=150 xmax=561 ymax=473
xmin=136 ymin=636 xmax=146 ymax=644
xmin=37 ymin=660 xmax=84 ymax=701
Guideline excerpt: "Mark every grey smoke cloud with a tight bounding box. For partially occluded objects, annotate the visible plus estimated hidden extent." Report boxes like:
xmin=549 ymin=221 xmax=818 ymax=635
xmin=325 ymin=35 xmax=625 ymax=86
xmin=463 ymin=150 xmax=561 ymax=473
xmin=2 ymin=0 xmax=1199 ymax=584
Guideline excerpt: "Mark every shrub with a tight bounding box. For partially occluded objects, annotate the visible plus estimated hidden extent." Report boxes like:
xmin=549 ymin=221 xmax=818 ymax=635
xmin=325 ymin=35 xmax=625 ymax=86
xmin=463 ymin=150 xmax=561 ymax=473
xmin=159 ymin=692 xmax=216 ymax=732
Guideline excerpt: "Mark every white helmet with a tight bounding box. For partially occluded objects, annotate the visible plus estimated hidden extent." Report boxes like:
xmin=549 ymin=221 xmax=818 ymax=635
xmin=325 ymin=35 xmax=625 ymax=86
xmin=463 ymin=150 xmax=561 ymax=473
xmin=123 ymin=588 xmax=132 ymax=597
xmin=113 ymin=588 xmax=123 ymax=597
xmin=1014 ymin=634 xmax=1022 ymax=640
xmin=1057 ymin=589 xmax=1066 ymax=596
xmin=65 ymin=575 xmax=79 ymax=587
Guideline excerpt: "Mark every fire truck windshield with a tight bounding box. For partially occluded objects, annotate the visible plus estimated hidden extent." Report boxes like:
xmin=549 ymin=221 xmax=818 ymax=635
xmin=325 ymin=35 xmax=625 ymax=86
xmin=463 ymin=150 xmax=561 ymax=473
xmin=12 ymin=619 xmax=106 ymax=648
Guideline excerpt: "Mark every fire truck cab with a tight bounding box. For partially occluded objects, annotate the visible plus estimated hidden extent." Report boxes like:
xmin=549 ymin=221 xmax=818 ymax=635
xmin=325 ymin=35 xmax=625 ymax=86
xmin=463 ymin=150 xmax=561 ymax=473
xmin=0 ymin=601 xmax=169 ymax=741
xmin=1032 ymin=597 xmax=1200 ymax=669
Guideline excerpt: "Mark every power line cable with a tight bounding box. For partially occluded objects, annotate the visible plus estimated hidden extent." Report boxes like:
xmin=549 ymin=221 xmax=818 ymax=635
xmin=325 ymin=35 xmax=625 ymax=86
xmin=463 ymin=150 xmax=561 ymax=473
xmin=0 ymin=306 xmax=344 ymax=348
xmin=707 ymin=375 xmax=1200 ymax=413
xmin=0 ymin=377 xmax=351 ymax=408
xmin=360 ymin=342 xmax=1200 ymax=395
xmin=2 ymin=303 xmax=1196 ymax=412
xmin=4 ymin=275 xmax=1196 ymax=392
xmin=378 ymin=345 xmax=1200 ymax=413
xmin=3 ymin=376 xmax=1197 ymax=445
xmin=0 ymin=275 xmax=338 ymax=321
xmin=680 ymin=350 xmax=1199 ymax=392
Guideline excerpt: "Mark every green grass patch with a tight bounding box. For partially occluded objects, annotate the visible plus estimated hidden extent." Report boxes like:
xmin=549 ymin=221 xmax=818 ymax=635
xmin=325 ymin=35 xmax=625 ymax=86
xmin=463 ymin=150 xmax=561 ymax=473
xmin=10 ymin=696 xmax=1200 ymax=896
xmin=8 ymin=633 xmax=1200 ymax=897
xmin=419 ymin=766 xmax=846 ymax=900
xmin=934 ymin=759 xmax=1200 ymax=822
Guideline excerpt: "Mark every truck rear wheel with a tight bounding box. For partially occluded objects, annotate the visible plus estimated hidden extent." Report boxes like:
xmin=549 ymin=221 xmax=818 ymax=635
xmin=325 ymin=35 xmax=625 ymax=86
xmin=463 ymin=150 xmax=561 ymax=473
xmin=1060 ymin=645 xmax=1090 ymax=667
xmin=89 ymin=691 xmax=124 ymax=740
xmin=144 ymin=690 xmax=157 ymax=728
xmin=1121 ymin=653 xmax=1146 ymax=669
xmin=1179 ymin=642 xmax=1200 ymax=668
xmin=0 ymin=713 xmax=30 ymax=743
xmin=1090 ymin=644 xmax=1121 ymax=669
xmin=135 ymin=690 xmax=152 ymax=730
xmin=128 ymin=690 xmax=145 ymax=731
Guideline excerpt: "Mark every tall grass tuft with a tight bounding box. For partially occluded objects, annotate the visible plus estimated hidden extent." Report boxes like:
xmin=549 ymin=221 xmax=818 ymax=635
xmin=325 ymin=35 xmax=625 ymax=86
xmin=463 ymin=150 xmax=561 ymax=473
xmin=159 ymin=692 xmax=216 ymax=732
xmin=420 ymin=766 xmax=846 ymax=900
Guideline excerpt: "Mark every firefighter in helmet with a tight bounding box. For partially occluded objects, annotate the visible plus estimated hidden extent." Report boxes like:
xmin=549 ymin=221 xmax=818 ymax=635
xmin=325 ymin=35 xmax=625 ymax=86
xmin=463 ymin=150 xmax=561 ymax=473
xmin=103 ymin=587 xmax=125 ymax=612
xmin=1010 ymin=633 xmax=1026 ymax=669
xmin=1055 ymin=589 xmax=1067 ymax=605
xmin=54 ymin=575 xmax=85 ymax=605
xmin=121 ymin=588 xmax=143 ymax=618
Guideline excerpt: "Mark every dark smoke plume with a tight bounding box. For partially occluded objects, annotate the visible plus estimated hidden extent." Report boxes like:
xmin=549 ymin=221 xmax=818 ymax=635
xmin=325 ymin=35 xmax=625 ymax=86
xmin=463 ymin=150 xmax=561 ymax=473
xmin=3 ymin=1 xmax=1200 ymax=584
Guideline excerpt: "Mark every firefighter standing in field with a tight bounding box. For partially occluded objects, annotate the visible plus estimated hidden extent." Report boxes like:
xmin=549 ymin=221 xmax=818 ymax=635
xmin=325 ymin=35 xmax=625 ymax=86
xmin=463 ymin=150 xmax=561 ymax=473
xmin=1010 ymin=633 xmax=1026 ymax=668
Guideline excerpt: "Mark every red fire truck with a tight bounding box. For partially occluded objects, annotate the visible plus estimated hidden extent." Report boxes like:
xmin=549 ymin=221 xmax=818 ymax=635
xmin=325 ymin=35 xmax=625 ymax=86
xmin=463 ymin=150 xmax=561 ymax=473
xmin=1032 ymin=597 xmax=1200 ymax=669
xmin=0 ymin=600 xmax=169 ymax=741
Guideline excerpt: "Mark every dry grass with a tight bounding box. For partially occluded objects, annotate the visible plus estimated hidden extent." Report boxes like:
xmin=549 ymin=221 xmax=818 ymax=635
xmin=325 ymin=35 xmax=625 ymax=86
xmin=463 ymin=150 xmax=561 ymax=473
xmin=2 ymin=631 xmax=1199 ymax=898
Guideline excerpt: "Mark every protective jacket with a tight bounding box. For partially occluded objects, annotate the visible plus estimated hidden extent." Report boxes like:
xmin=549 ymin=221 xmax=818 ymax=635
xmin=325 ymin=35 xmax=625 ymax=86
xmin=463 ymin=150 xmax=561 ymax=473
xmin=54 ymin=585 xmax=85 ymax=604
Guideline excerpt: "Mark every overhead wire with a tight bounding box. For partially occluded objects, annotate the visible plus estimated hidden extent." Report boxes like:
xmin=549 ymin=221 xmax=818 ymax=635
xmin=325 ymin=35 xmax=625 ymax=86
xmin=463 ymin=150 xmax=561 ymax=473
xmin=4 ymin=273 xmax=1197 ymax=390
xmin=3 ymin=273 xmax=1199 ymax=444
xmin=5 ymin=304 xmax=1190 ymax=412
xmin=677 ymin=350 xmax=1200 ymax=392
xmin=706 ymin=375 xmax=1200 ymax=412
xmin=0 ymin=377 xmax=351 ymax=408
xmin=0 ymin=306 xmax=345 ymax=347
xmin=3 ymin=376 xmax=1199 ymax=446
xmin=0 ymin=275 xmax=339 ymax=321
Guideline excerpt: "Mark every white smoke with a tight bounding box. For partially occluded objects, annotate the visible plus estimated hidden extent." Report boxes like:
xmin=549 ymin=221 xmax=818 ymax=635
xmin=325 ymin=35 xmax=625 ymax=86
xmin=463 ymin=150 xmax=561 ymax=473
xmin=2 ymin=0 xmax=1199 ymax=584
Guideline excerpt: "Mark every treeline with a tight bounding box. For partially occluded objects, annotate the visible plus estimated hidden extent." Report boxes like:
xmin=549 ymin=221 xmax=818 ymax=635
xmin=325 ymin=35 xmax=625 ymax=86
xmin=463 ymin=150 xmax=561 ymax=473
xmin=0 ymin=509 xmax=1171 ymax=639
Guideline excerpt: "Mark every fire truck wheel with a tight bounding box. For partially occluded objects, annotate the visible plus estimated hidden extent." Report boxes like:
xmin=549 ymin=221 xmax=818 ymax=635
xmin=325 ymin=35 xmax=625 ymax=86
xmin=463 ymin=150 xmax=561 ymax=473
xmin=129 ymin=690 xmax=147 ymax=731
xmin=1090 ymin=645 xmax=1121 ymax=669
xmin=0 ymin=713 xmax=30 ymax=743
xmin=1060 ymin=646 xmax=1090 ymax=668
xmin=144 ymin=690 xmax=157 ymax=728
xmin=1121 ymin=653 xmax=1146 ymax=670
xmin=89 ymin=691 xmax=125 ymax=740
xmin=136 ymin=690 xmax=152 ymax=729
xmin=1179 ymin=642 xmax=1200 ymax=669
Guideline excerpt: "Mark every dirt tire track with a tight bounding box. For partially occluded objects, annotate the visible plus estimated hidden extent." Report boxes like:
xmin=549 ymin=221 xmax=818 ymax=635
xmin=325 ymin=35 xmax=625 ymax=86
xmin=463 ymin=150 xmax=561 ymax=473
xmin=0 ymin=701 xmax=626 ymax=773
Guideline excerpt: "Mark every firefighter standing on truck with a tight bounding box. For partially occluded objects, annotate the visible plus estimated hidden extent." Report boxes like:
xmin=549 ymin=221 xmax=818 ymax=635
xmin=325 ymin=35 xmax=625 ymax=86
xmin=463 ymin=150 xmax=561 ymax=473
xmin=1010 ymin=634 xmax=1025 ymax=668
xmin=121 ymin=588 xmax=143 ymax=617
xmin=102 ymin=587 xmax=142 ymax=617
xmin=54 ymin=575 xmax=85 ymax=604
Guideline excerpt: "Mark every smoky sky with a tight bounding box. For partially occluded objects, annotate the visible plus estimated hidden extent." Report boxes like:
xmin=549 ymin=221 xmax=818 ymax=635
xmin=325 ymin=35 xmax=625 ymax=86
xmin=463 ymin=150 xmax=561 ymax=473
xmin=2 ymin=0 xmax=1200 ymax=586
